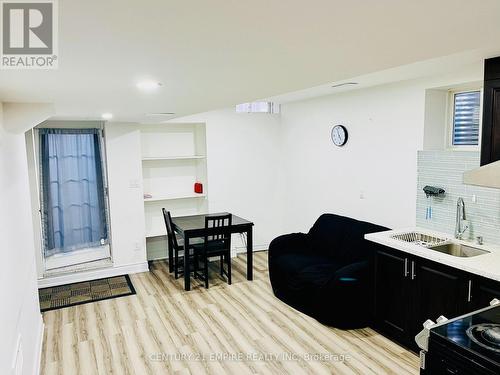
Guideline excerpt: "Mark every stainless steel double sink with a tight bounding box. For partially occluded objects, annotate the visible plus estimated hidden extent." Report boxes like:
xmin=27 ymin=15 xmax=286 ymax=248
xmin=391 ymin=231 xmax=490 ymax=258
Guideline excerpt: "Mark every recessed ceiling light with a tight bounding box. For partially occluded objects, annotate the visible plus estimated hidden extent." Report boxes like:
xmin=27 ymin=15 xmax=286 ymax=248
xmin=136 ymin=80 xmax=162 ymax=92
xmin=101 ymin=113 xmax=113 ymax=120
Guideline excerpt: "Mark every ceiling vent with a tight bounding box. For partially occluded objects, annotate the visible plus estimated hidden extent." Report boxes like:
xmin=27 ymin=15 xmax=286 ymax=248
xmin=331 ymin=82 xmax=358 ymax=89
xmin=146 ymin=112 xmax=175 ymax=116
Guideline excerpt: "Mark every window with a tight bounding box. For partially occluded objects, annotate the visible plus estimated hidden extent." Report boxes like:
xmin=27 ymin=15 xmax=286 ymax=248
xmin=235 ymin=101 xmax=280 ymax=114
xmin=39 ymin=128 xmax=111 ymax=270
xmin=450 ymin=90 xmax=481 ymax=147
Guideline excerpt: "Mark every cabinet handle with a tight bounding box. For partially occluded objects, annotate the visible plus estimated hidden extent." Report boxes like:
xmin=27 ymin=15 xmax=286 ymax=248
xmin=404 ymin=258 xmax=409 ymax=277
xmin=411 ymin=261 xmax=416 ymax=280
xmin=467 ymin=280 xmax=473 ymax=302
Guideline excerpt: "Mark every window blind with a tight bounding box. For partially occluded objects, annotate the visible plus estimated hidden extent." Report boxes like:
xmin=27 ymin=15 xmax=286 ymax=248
xmin=452 ymin=91 xmax=481 ymax=146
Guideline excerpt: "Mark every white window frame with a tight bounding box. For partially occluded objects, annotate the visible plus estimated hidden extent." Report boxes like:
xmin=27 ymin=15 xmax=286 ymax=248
xmin=446 ymin=87 xmax=483 ymax=151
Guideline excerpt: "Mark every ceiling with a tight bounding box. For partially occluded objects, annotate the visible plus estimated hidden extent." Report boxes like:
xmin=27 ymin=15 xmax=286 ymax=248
xmin=1 ymin=0 xmax=500 ymax=122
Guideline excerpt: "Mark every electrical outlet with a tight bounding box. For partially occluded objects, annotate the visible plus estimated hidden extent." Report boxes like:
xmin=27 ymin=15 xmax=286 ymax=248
xmin=359 ymin=191 xmax=365 ymax=199
xmin=472 ymin=194 xmax=477 ymax=203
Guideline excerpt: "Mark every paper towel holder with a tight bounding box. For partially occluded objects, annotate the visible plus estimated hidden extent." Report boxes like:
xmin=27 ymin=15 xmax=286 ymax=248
xmin=423 ymin=185 xmax=445 ymax=198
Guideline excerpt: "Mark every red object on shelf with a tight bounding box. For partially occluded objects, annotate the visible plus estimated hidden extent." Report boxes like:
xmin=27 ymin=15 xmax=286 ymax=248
xmin=194 ymin=182 xmax=203 ymax=194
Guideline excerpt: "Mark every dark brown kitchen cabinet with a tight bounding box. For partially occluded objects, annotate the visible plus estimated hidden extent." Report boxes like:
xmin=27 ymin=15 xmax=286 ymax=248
xmin=373 ymin=246 xmax=490 ymax=352
xmin=374 ymin=250 xmax=413 ymax=347
xmin=411 ymin=259 xmax=469 ymax=335
xmin=374 ymin=244 xmax=500 ymax=355
xmin=480 ymin=57 xmax=500 ymax=165
xmin=471 ymin=276 xmax=500 ymax=310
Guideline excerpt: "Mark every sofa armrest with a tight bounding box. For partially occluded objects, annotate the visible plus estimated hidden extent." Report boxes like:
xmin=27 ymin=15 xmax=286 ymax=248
xmin=268 ymin=233 xmax=310 ymax=260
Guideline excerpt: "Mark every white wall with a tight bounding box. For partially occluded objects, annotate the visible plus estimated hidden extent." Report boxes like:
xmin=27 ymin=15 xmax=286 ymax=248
xmin=171 ymin=64 xmax=483 ymax=238
xmin=26 ymin=122 xmax=149 ymax=287
xmin=423 ymin=89 xmax=448 ymax=150
xmin=0 ymin=104 xmax=44 ymax=375
xmin=172 ymin=109 xmax=284 ymax=250
xmin=278 ymin=65 xmax=483 ymax=233
xmin=104 ymin=123 xmax=148 ymax=268
xmin=280 ymin=81 xmax=426 ymax=231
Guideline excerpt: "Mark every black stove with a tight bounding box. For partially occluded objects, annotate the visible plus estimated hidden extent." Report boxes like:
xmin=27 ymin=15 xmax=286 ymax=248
xmin=467 ymin=323 xmax=500 ymax=353
xmin=425 ymin=304 xmax=500 ymax=374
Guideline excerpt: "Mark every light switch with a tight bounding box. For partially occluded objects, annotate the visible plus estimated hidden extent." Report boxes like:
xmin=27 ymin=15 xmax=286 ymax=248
xmin=134 ymin=241 xmax=141 ymax=251
xmin=129 ymin=179 xmax=140 ymax=188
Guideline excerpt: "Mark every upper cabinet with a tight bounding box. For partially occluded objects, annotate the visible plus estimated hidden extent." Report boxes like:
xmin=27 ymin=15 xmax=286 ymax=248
xmin=480 ymin=57 xmax=500 ymax=165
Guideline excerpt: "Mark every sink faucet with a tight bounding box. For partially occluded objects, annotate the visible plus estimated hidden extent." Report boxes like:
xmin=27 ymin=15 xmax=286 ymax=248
xmin=455 ymin=197 xmax=469 ymax=239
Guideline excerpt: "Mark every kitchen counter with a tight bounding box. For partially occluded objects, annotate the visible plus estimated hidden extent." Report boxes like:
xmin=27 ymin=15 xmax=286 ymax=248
xmin=365 ymin=228 xmax=500 ymax=282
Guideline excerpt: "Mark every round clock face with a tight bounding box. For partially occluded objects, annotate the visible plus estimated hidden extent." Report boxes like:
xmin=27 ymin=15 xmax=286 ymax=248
xmin=331 ymin=125 xmax=348 ymax=147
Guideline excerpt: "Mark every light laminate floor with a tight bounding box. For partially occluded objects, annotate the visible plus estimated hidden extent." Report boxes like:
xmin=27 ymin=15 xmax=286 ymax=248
xmin=40 ymin=251 xmax=419 ymax=374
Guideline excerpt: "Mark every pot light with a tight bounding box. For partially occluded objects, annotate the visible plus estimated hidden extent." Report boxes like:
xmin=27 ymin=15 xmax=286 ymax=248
xmin=101 ymin=113 xmax=113 ymax=120
xmin=136 ymin=80 xmax=162 ymax=92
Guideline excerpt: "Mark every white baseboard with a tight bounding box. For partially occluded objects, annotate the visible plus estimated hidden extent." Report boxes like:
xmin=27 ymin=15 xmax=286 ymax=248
xmin=233 ymin=243 xmax=269 ymax=255
xmin=146 ymin=246 xmax=168 ymax=261
xmin=34 ymin=316 xmax=44 ymax=375
xmin=37 ymin=262 xmax=149 ymax=288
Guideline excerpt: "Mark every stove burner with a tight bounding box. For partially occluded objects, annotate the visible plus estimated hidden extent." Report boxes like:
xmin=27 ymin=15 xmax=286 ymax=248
xmin=466 ymin=324 xmax=500 ymax=353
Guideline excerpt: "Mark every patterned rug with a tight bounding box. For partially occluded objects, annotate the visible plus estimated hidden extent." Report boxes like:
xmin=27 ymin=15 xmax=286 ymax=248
xmin=38 ymin=275 xmax=136 ymax=312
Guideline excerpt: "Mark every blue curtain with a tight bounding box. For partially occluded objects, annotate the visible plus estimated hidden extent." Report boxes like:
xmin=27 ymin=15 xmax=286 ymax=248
xmin=40 ymin=128 xmax=108 ymax=256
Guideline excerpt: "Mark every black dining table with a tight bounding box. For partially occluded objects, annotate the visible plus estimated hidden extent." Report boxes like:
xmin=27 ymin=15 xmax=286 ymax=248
xmin=171 ymin=212 xmax=254 ymax=291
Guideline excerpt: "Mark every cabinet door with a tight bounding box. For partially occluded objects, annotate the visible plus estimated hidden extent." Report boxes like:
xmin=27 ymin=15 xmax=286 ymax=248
xmin=472 ymin=277 xmax=500 ymax=309
xmin=412 ymin=260 xmax=468 ymax=337
xmin=374 ymin=249 xmax=412 ymax=345
xmin=480 ymin=78 xmax=500 ymax=165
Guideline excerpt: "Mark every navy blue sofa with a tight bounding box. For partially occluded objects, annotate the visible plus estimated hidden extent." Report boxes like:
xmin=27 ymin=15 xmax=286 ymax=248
xmin=268 ymin=213 xmax=388 ymax=328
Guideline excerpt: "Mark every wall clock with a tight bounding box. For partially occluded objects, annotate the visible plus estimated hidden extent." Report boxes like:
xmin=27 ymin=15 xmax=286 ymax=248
xmin=331 ymin=125 xmax=348 ymax=147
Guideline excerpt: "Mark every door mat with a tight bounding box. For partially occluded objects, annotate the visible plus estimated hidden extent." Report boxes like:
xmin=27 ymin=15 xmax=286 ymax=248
xmin=38 ymin=274 xmax=136 ymax=312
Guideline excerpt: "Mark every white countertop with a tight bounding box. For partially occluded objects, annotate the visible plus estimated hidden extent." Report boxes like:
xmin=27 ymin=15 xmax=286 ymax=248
xmin=365 ymin=227 xmax=500 ymax=282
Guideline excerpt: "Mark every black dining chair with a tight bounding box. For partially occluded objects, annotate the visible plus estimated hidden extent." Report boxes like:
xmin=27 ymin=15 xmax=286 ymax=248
xmin=162 ymin=208 xmax=195 ymax=279
xmin=193 ymin=213 xmax=232 ymax=288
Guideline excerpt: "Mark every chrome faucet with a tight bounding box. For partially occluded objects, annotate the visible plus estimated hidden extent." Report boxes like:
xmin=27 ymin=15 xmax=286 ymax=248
xmin=455 ymin=197 xmax=469 ymax=239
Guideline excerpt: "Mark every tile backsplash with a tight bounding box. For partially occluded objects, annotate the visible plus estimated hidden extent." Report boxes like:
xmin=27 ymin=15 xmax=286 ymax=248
xmin=416 ymin=150 xmax=500 ymax=245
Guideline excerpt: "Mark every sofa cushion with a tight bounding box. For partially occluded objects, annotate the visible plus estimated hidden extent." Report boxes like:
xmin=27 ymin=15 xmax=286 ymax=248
xmin=308 ymin=213 xmax=389 ymax=262
xmin=336 ymin=221 xmax=389 ymax=264
xmin=308 ymin=214 xmax=359 ymax=257
xmin=273 ymin=253 xmax=338 ymax=290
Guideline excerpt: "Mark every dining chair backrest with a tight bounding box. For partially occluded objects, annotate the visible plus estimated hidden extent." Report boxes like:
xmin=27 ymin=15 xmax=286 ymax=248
xmin=204 ymin=213 xmax=232 ymax=244
xmin=162 ymin=208 xmax=180 ymax=249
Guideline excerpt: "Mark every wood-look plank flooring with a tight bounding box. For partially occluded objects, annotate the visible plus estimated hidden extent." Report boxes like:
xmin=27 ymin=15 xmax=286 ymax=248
xmin=40 ymin=251 xmax=419 ymax=374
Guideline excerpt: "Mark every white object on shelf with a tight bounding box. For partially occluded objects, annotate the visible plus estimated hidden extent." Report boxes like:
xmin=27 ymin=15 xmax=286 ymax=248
xmin=143 ymin=193 xmax=206 ymax=202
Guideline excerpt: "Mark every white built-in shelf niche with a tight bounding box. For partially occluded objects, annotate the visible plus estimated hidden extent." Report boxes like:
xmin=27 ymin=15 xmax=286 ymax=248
xmin=140 ymin=123 xmax=208 ymax=240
